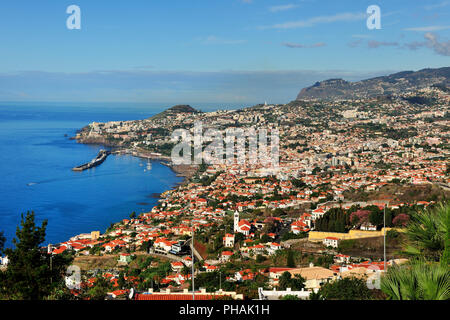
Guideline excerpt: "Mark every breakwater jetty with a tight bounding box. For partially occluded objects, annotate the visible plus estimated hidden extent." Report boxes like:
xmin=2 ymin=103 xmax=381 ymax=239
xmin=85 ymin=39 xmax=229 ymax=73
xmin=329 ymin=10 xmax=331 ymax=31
xmin=72 ymin=150 xmax=110 ymax=171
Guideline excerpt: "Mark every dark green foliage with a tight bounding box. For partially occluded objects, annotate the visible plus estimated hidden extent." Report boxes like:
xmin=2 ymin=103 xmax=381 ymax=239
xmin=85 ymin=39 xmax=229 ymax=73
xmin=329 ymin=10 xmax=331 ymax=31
xmin=315 ymin=277 xmax=375 ymax=300
xmin=256 ymin=254 xmax=266 ymax=263
xmin=85 ymin=276 xmax=111 ymax=300
xmin=236 ymin=274 xmax=269 ymax=300
xmin=260 ymin=234 xmax=271 ymax=243
xmin=278 ymin=272 xmax=305 ymax=291
xmin=192 ymin=271 xmax=227 ymax=292
xmin=314 ymin=207 xmax=349 ymax=232
xmin=0 ymin=211 xmax=73 ymax=300
xmin=369 ymin=210 xmax=383 ymax=228
xmin=281 ymin=294 xmax=300 ymax=300
xmin=286 ymin=250 xmax=295 ymax=267
xmin=314 ymin=254 xmax=334 ymax=268
xmin=140 ymin=240 xmax=153 ymax=253
xmin=291 ymin=179 xmax=306 ymax=188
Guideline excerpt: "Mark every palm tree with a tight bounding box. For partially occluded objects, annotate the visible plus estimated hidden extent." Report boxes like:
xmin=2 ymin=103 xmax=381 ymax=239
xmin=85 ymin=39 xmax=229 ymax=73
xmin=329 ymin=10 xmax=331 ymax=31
xmin=381 ymin=260 xmax=449 ymax=300
xmin=380 ymin=202 xmax=450 ymax=300
xmin=402 ymin=202 xmax=449 ymax=264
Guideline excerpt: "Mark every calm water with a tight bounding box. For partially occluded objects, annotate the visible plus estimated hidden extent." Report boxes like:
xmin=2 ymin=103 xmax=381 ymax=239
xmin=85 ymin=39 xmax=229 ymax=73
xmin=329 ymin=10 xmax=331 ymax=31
xmin=0 ymin=103 xmax=188 ymax=249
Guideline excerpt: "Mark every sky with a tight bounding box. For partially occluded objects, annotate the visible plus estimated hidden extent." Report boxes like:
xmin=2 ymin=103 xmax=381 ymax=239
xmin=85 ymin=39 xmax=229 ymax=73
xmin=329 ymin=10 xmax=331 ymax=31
xmin=0 ymin=0 xmax=449 ymax=105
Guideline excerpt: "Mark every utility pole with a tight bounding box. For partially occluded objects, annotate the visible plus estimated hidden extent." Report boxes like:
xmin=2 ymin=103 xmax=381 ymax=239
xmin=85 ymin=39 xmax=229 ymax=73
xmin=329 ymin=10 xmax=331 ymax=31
xmin=219 ymin=270 xmax=222 ymax=291
xmin=384 ymin=204 xmax=386 ymax=272
xmin=191 ymin=226 xmax=195 ymax=301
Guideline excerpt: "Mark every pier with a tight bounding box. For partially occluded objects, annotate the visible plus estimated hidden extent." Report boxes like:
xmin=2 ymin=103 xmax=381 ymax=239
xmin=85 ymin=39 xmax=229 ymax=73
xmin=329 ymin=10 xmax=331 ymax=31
xmin=72 ymin=150 xmax=110 ymax=171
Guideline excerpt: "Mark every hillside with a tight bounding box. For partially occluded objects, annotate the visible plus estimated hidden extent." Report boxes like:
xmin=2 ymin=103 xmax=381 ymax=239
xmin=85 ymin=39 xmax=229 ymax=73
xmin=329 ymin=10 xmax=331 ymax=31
xmin=296 ymin=67 xmax=450 ymax=100
xmin=149 ymin=104 xmax=200 ymax=120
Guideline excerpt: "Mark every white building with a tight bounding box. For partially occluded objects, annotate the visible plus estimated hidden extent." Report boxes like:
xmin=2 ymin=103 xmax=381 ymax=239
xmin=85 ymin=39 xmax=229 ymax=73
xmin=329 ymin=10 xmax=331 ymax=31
xmin=258 ymin=287 xmax=312 ymax=300
xmin=223 ymin=233 xmax=235 ymax=248
xmin=0 ymin=256 xmax=9 ymax=266
xmin=323 ymin=237 xmax=339 ymax=248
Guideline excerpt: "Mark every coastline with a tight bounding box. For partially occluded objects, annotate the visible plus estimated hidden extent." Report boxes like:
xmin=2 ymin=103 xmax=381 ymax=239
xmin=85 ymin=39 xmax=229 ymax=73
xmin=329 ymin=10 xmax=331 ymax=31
xmin=111 ymin=147 xmax=198 ymax=184
xmin=62 ymin=140 xmax=198 ymax=243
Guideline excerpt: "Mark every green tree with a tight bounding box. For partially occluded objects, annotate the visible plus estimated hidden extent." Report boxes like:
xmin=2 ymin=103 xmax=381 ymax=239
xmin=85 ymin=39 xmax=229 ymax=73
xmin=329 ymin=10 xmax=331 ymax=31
xmin=0 ymin=211 xmax=73 ymax=300
xmin=140 ymin=240 xmax=153 ymax=253
xmin=260 ymin=234 xmax=271 ymax=243
xmin=402 ymin=203 xmax=449 ymax=263
xmin=117 ymin=271 xmax=126 ymax=289
xmin=369 ymin=211 xmax=383 ymax=227
xmin=256 ymin=254 xmax=266 ymax=263
xmin=86 ymin=276 xmax=111 ymax=300
xmin=381 ymin=260 xmax=449 ymax=300
xmin=380 ymin=203 xmax=450 ymax=300
xmin=286 ymin=250 xmax=295 ymax=268
xmin=278 ymin=272 xmax=305 ymax=291
xmin=129 ymin=212 xmax=136 ymax=219
xmin=315 ymin=277 xmax=375 ymax=300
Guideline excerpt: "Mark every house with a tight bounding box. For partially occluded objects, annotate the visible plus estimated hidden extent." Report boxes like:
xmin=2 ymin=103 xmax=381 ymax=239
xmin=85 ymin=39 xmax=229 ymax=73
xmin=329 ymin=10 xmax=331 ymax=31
xmin=258 ymin=287 xmax=312 ymax=300
xmin=323 ymin=237 xmax=339 ymax=248
xmin=0 ymin=256 xmax=9 ymax=266
xmin=108 ymin=289 xmax=129 ymax=299
xmin=118 ymin=253 xmax=133 ymax=264
xmin=223 ymin=233 xmax=235 ymax=248
xmin=360 ymin=223 xmax=377 ymax=231
xmin=205 ymin=265 xmax=218 ymax=273
xmin=182 ymin=256 xmax=193 ymax=267
xmin=291 ymin=220 xmax=309 ymax=234
xmin=267 ymin=242 xmax=281 ymax=255
xmin=334 ymin=254 xmax=350 ymax=264
xmin=272 ymin=266 xmax=337 ymax=290
xmin=171 ymin=261 xmax=184 ymax=272
xmin=311 ymin=208 xmax=326 ymax=221
xmin=236 ymin=221 xmax=251 ymax=236
xmin=52 ymin=246 xmax=68 ymax=255
xmin=220 ymin=251 xmax=233 ymax=263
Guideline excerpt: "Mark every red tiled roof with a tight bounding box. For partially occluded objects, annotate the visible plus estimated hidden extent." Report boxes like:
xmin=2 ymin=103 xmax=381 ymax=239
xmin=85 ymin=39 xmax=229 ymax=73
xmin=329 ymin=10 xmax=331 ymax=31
xmin=135 ymin=294 xmax=214 ymax=300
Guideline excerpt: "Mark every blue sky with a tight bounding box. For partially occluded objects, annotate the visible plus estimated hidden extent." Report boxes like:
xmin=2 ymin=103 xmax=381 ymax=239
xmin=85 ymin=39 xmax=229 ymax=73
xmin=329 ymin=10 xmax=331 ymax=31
xmin=0 ymin=0 xmax=449 ymax=104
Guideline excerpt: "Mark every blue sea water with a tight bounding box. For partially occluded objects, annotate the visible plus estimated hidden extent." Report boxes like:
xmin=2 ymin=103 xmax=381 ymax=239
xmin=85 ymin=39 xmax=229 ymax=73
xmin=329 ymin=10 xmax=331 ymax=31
xmin=0 ymin=103 xmax=191 ymax=249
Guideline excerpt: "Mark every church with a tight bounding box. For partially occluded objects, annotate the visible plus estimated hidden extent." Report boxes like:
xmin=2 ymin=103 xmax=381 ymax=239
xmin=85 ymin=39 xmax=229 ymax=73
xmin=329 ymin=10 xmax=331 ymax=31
xmin=233 ymin=211 xmax=252 ymax=236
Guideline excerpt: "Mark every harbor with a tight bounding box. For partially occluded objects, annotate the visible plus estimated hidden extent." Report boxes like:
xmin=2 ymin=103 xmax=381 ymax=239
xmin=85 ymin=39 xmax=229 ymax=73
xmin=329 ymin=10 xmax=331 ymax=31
xmin=72 ymin=150 xmax=110 ymax=171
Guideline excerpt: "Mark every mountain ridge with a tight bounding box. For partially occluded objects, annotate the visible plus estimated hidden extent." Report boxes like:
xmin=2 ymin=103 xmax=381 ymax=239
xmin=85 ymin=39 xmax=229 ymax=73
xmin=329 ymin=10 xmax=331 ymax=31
xmin=296 ymin=67 xmax=450 ymax=100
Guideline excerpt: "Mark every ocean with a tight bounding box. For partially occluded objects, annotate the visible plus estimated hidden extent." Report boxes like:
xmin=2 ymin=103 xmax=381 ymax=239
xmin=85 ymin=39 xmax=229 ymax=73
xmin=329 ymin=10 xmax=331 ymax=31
xmin=0 ymin=102 xmax=206 ymax=249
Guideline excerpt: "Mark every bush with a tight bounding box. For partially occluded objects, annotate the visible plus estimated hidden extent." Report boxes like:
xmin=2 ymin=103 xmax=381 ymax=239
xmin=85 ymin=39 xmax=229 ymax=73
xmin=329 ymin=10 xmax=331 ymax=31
xmin=281 ymin=294 xmax=300 ymax=300
xmin=315 ymin=277 xmax=375 ymax=300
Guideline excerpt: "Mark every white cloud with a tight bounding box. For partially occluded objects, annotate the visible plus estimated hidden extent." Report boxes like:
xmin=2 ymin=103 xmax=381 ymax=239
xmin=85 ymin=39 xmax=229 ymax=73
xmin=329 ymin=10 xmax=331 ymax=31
xmin=282 ymin=42 xmax=326 ymax=48
xmin=269 ymin=4 xmax=299 ymax=13
xmin=424 ymin=32 xmax=450 ymax=56
xmin=424 ymin=1 xmax=450 ymax=10
xmin=404 ymin=25 xmax=450 ymax=32
xmin=259 ymin=12 xmax=366 ymax=29
xmin=368 ymin=40 xmax=399 ymax=48
xmin=200 ymin=36 xmax=247 ymax=45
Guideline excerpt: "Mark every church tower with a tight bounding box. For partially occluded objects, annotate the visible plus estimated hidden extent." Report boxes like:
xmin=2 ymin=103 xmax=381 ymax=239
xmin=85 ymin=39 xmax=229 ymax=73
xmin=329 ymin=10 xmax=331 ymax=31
xmin=233 ymin=210 xmax=240 ymax=233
